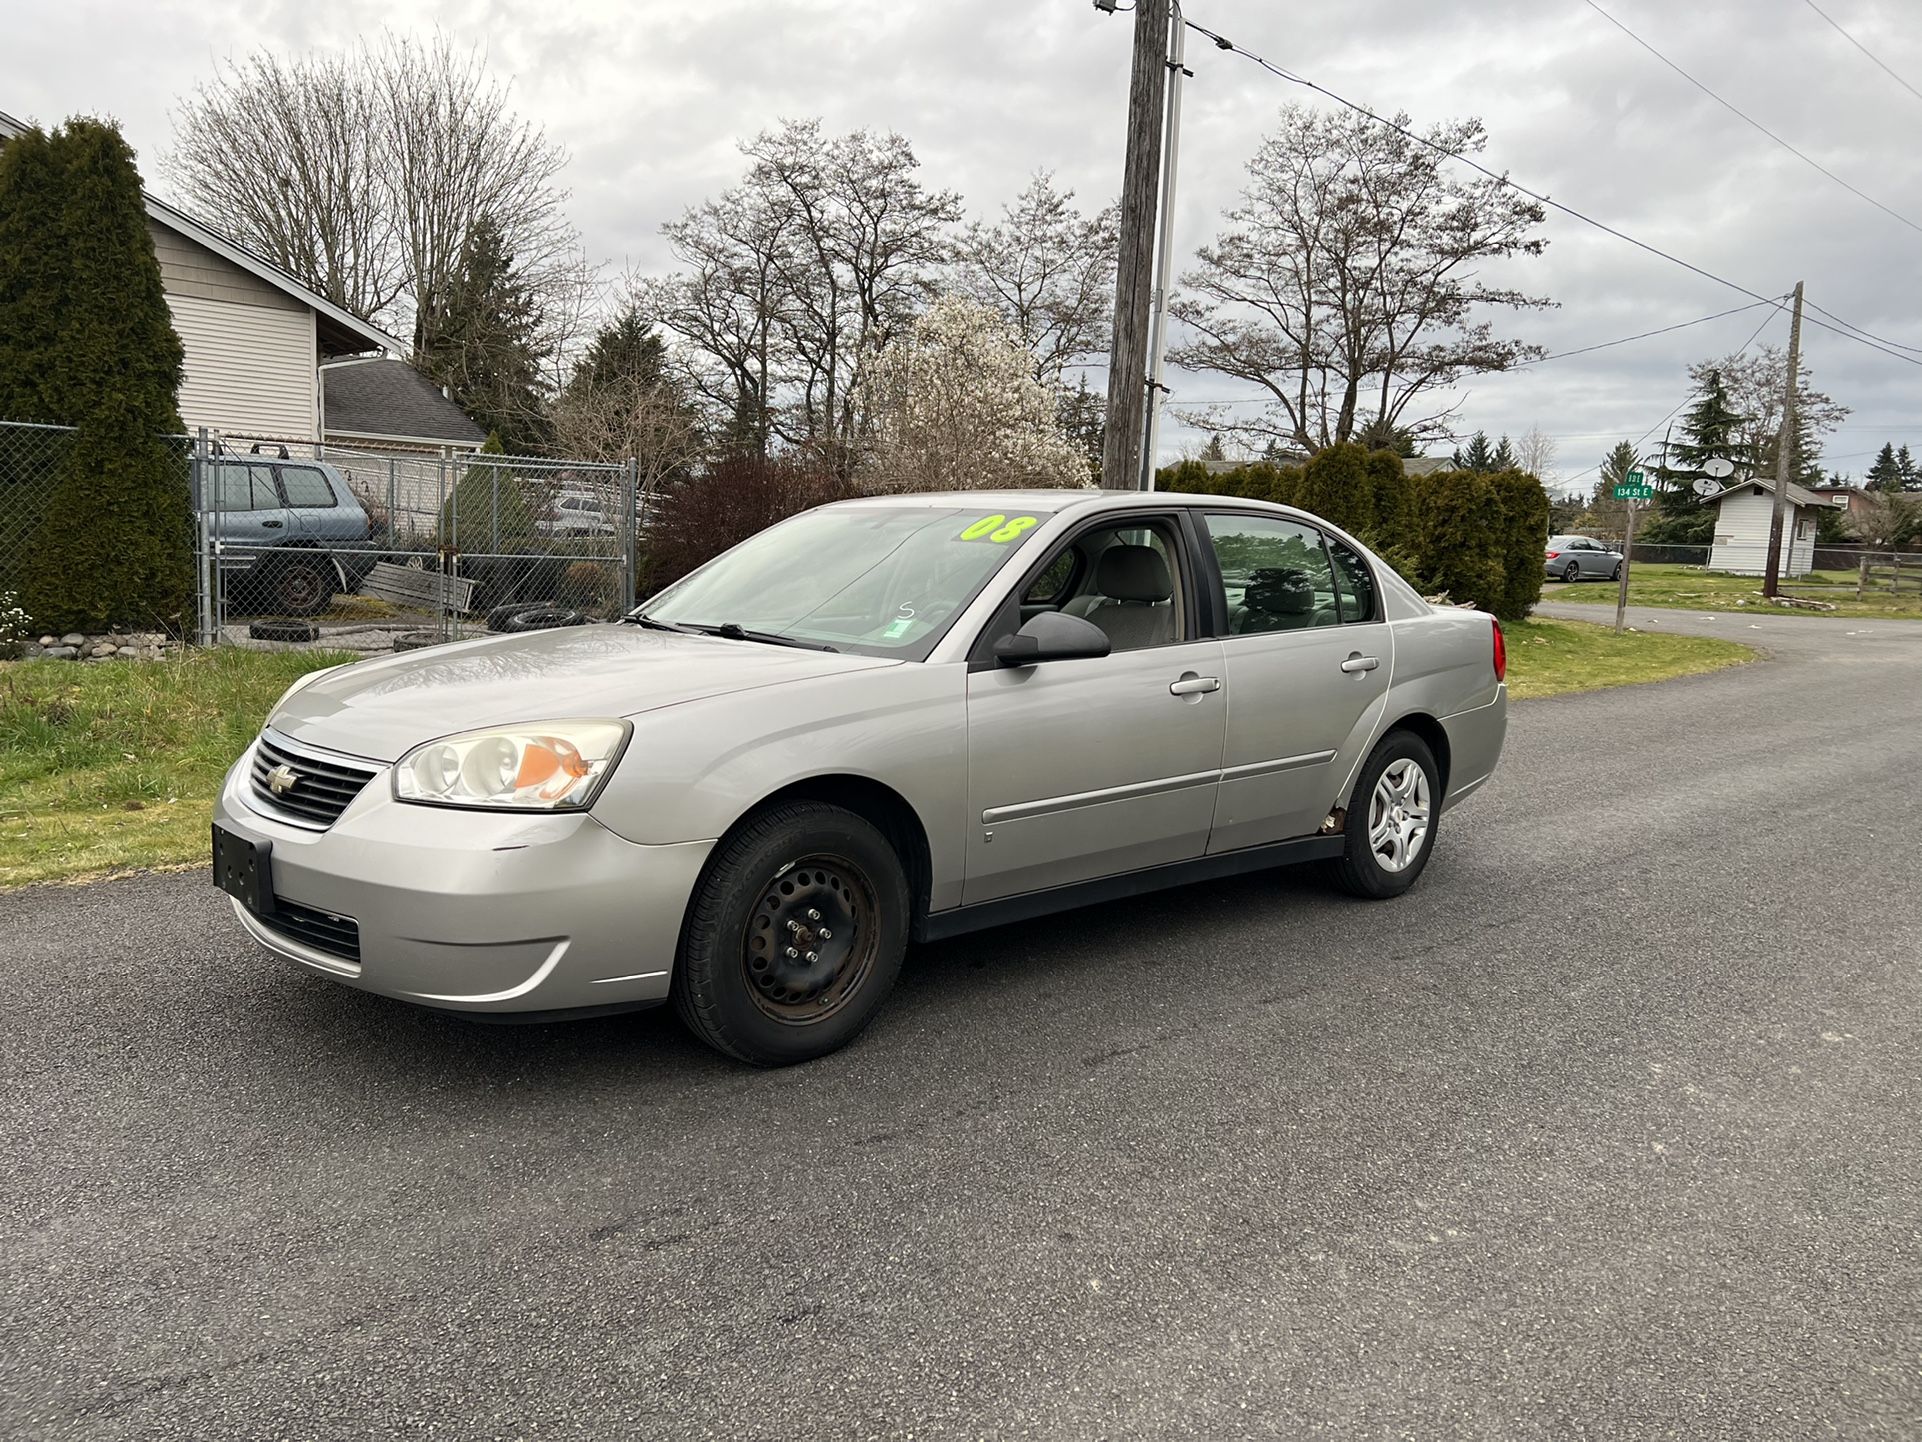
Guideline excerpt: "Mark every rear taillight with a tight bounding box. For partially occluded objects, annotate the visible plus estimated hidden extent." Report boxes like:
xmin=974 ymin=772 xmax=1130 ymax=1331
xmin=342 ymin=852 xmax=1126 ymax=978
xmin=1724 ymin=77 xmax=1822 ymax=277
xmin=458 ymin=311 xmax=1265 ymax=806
xmin=1492 ymin=618 xmax=1507 ymax=683
xmin=1544 ymin=550 xmax=1560 ymax=560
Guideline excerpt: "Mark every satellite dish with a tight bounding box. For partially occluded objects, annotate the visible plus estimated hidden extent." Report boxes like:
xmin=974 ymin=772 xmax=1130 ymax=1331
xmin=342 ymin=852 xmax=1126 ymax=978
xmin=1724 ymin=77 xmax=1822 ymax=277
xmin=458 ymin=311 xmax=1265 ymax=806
xmin=1703 ymin=457 xmax=1736 ymax=478
xmin=1693 ymin=477 xmax=1721 ymax=497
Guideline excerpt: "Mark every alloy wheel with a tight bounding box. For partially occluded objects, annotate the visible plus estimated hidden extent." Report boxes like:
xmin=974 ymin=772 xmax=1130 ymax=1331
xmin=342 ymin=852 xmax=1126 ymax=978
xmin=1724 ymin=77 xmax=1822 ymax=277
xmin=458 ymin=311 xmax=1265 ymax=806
xmin=1369 ymin=759 xmax=1431 ymax=874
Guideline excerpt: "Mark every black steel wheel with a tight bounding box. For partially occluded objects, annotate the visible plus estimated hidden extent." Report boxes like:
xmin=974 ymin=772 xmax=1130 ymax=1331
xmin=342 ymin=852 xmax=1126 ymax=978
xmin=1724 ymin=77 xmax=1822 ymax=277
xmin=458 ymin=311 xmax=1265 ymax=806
xmin=268 ymin=554 xmax=333 ymax=616
xmin=674 ymin=802 xmax=908 ymax=1066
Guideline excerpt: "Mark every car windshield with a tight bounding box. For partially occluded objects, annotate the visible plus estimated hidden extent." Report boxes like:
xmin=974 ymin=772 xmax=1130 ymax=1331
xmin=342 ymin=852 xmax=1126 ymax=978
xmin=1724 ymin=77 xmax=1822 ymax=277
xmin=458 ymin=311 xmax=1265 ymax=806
xmin=638 ymin=505 xmax=1049 ymax=659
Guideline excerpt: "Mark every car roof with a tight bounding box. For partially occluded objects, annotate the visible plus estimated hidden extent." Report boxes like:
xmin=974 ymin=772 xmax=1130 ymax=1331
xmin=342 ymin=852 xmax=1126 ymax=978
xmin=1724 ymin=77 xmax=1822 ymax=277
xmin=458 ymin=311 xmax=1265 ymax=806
xmin=824 ymin=488 xmax=1306 ymax=515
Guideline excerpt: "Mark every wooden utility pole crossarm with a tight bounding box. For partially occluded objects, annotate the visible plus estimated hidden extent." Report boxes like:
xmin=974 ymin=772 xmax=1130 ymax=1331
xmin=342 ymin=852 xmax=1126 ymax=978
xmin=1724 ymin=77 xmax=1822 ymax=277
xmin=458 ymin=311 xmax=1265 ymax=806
xmin=1102 ymin=0 xmax=1170 ymax=491
xmin=1762 ymin=281 xmax=1805 ymax=599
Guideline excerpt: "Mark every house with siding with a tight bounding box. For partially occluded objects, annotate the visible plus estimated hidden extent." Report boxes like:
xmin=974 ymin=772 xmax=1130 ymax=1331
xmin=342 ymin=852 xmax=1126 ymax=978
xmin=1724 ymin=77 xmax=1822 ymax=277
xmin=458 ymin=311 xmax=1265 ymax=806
xmin=0 ymin=109 xmax=403 ymax=440
xmin=1704 ymin=478 xmax=1845 ymax=577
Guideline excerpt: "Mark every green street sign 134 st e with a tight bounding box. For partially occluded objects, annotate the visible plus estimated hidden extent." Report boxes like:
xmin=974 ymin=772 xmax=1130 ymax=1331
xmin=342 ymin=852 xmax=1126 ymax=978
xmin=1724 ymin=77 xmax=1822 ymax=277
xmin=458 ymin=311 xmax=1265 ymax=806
xmin=1614 ymin=468 xmax=1654 ymax=501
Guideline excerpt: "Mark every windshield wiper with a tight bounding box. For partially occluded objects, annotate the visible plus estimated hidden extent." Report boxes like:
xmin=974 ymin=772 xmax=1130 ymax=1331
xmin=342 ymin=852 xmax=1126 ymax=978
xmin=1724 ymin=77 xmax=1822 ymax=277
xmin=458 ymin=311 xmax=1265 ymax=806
xmin=623 ymin=611 xmax=696 ymax=634
xmin=688 ymin=622 xmax=838 ymax=653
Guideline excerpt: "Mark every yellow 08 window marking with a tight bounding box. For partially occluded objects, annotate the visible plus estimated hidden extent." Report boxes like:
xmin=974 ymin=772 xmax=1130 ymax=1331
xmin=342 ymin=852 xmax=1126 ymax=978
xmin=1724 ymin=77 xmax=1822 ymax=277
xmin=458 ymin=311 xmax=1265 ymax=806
xmin=959 ymin=514 xmax=1038 ymax=543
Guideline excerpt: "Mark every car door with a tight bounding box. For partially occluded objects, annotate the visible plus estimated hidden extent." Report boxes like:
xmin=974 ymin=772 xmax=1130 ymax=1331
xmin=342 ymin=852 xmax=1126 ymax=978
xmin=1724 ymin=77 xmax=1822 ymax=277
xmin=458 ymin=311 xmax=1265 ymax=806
xmin=962 ymin=513 xmax=1227 ymax=905
xmin=207 ymin=461 xmax=287 ymax=560
xmin=1199 ymin=512 xmax=1394 ymax=853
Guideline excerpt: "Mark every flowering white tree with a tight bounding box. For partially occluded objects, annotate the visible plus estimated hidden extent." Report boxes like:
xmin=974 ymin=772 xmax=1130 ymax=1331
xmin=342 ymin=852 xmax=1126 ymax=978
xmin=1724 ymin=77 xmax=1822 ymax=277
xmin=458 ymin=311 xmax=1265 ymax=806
xmin=861 ymin=297 xmax=1089 ymax=493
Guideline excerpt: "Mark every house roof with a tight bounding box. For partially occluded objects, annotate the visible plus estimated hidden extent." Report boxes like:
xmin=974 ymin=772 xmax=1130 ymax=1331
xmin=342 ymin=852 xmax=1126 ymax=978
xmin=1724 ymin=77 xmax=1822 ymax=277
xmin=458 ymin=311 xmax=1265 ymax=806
xmin=0 ymin=108 xmax=404 ymax=357
xmin=1703 ymin=477 xmax=1840 ymax=509
xmin=321 ymin=357 xmax=487 ymax=445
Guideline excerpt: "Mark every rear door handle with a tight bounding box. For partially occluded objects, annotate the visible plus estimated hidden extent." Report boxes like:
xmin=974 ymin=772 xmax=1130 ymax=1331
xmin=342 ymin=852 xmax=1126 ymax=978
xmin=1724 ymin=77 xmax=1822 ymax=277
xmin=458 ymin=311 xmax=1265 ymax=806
xmin=1169 ymin=675 xmax=1220 ymax=696
xmin=1340 ymin=654 xmax=1379 ymax=674
xmin=260 ymin=519 xmax=284 ymax=529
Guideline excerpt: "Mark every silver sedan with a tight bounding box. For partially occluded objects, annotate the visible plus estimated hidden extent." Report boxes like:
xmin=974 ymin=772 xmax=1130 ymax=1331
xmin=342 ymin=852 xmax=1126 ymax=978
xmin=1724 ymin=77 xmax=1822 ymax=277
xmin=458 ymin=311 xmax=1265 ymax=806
xmin=213 ymin=490 xmax=1509 ymax=1064
xmin=1545 ymin=534 xmax=1623 ymax=583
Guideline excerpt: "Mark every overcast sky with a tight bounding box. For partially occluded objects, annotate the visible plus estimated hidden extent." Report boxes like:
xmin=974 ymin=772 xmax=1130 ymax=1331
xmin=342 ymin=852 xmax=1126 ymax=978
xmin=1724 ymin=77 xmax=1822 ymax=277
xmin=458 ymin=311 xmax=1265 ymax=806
xmin=8 ymin=0 xmax=1920 ymax=487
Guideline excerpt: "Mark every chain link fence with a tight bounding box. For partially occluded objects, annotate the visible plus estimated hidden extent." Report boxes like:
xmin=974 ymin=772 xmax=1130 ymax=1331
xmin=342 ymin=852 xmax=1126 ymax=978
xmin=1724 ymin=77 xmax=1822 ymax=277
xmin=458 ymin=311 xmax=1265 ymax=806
xmin=1 ymin=418 xmax=640 ymax=657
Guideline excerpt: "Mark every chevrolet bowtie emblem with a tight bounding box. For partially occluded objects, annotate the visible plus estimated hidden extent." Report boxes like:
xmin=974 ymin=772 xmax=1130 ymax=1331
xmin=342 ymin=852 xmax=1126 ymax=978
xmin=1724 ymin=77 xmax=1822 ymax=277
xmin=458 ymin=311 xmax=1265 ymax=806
xmin=266 ymin=763 xmax=301 ymax=796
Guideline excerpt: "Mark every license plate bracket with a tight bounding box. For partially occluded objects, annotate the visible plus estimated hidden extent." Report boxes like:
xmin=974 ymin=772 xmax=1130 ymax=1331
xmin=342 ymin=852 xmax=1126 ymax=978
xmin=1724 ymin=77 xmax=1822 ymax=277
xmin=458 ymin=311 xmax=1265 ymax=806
xmin=212 ymin=821 xmax=274 ymax=917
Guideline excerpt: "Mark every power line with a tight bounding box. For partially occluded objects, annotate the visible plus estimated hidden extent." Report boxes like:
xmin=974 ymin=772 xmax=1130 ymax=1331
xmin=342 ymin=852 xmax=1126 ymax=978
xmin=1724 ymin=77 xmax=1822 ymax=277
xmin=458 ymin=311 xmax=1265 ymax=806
xmin=1179 ymin=16 xmax=1922 ymax=371
xmin=1802 ymin=299 xmax=1922 ymax=356
xmin=1800 ymin=0 xmax=1922 ymax=106
xmin=1559 ymin=304 xmax=1783 ymax=486
xmin=1508 ymin=300 xmax=1778 ymax=367
xmin=1579 ymin=0 xmax=1922 ymax=236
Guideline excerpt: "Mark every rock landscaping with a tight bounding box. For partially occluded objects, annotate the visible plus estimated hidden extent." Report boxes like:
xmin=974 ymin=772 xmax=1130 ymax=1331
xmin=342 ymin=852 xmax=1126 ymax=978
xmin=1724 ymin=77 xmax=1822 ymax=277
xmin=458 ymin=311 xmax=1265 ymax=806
xmin=24 ymin=631 xmax=181 ymax=662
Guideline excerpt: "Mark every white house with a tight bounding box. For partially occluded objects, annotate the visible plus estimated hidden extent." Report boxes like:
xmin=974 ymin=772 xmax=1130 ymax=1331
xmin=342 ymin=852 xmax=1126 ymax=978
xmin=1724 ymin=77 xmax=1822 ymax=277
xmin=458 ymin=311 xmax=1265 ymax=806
xmin=0 ymin=109 xmax=404 ymax=440
xmin=1704 ymin=478 xmax=1843 ymax=577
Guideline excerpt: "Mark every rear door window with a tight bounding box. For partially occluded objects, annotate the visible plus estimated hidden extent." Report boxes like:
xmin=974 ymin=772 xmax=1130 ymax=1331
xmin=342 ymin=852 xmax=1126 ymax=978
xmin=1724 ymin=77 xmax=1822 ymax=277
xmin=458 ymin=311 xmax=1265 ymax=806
xmin=1203 ymin=514 xmax=1339 ymax=634
xmin=278 ymin=466 xmax=337 ymax=508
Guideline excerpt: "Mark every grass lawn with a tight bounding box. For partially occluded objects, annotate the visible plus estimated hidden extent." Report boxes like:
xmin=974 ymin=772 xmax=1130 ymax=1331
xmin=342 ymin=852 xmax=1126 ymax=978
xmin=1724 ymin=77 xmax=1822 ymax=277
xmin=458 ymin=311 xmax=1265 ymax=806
xmin=0 ymin=648 xmax=353 ymax=888
xmin=0 ymin=619 xmax=1755 ymax=887
xmin=1502 ymin=616 xmax=1755 ymax=701
xmin=1551 ymin=564 xmax=1922 ymax=618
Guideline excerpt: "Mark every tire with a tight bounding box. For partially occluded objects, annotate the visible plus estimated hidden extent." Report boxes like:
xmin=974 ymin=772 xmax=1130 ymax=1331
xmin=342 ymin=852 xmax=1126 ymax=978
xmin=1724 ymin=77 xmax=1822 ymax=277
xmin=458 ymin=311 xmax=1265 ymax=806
xmin=1562 ymin=561 xmax=1581 ymax=584
xmin=1335 ymin=731 xmax=1441 ymax=900
xmin=673 ymin=802 xmax=909 ymax=1066
xmin=1610 ymin=561 xmax=1623 ymax=581
xmin=248 ymin=619 xmax=319 ymax=643
xmin=488 ymin=599 xmax=556 ymax=632
xmin=265 ymin=554 xmax=333 ymax=616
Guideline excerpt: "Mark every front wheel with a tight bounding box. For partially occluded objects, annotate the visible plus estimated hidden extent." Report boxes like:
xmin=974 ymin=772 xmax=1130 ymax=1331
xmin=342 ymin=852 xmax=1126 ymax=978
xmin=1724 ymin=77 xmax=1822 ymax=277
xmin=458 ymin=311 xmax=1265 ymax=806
xmin=1334 ymin=732 xmax=1440 ymax=900
xmin=1610 ymin=561 xmax=1623 ymax=581
xmin=673 ymin=802 xmax=909 ymax=1066
xmin=1562 ymin=561 xmax=1581 ymax=583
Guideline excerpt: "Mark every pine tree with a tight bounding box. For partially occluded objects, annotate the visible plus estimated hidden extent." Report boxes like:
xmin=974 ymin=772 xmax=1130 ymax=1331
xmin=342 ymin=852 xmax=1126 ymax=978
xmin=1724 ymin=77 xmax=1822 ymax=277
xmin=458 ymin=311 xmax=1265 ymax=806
xmin=1356 ymin=416 xmax=1418 ymax=457
xmin=1866 ymin=442 xmax=1903 ymax=493
xmin=1897 ymin=444 xmax=1919 ymax=490
xmin=1645 ymin=369 xmax=1743 ymax=544
xmin=418 ymin=219 xmax=551 ymax=455
xmin=1199 ymin=433 xmax=1226 ymax=462
xmin=1054 ymin=376 xmax=1105 ymax=485
xmin=3 ymin=119 xmax=193 ymax=631
xmin=1491 ymin=434 xmax=1518 ymax=471
xmin=1452 ymin=431 xmax=1495 ymax=472
xmin=564 ymin=307 xmax=668 ymax=402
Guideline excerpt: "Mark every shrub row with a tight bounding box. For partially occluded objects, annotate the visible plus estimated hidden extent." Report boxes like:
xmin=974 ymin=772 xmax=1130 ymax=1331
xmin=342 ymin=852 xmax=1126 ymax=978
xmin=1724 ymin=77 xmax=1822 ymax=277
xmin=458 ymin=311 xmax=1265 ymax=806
xmin=1157 ymin=443 xmax=1548 ymax=621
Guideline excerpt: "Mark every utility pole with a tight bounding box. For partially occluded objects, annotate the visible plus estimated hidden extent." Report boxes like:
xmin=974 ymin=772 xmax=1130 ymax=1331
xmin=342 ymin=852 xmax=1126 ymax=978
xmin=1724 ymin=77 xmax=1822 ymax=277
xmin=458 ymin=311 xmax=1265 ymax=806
xmin=1762 ymin=280 xmax=1805 ymax=599
xmin=1141 ymin=5 xmax=1187 ymax=490
xmin=1100 ymin=0 xmax=1169 ymax=491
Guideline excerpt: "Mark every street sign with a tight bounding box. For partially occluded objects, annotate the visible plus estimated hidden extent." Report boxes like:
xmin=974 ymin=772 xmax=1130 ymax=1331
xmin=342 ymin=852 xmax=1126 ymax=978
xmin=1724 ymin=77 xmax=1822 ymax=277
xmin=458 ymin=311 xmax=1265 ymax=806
xmin=1614 ymin=482 xmax=1654 ymax=500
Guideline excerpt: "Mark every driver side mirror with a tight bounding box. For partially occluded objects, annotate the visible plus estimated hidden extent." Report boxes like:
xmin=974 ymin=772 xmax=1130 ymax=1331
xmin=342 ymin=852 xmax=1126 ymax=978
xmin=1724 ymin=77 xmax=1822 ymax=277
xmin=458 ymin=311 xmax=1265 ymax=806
xmin=994 ymin=610 xmax=1112 ymax=667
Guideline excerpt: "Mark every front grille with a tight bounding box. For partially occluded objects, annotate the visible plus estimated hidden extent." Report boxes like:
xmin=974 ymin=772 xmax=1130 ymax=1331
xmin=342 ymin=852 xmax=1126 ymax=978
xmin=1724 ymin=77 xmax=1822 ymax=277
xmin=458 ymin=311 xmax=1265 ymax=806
xmin=263 ymin=898 xmax=361 ymax=964
xmin=249 ymin=731 xmax=380 ymax=829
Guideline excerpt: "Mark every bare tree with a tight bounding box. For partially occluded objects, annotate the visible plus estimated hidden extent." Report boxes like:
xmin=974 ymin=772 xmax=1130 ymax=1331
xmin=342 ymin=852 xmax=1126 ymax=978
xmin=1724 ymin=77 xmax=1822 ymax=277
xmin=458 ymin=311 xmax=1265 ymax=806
xmin=1171 ymin=104 xmax=1551 ymax=454
xmin=167 ymin=33 xmax=582 ymax=360
xmin=1516 ymin=425 xmax=1558 ymax=481
xmin=641 ymin=120 xmax=961 ymax=471
xmin=953 ymin=172 xmax=1117 ymax=387
xmin=167 ymin=51 xmax=401 ymax=319
xmin=1688 ymin=345 xmax=1850 ymax=481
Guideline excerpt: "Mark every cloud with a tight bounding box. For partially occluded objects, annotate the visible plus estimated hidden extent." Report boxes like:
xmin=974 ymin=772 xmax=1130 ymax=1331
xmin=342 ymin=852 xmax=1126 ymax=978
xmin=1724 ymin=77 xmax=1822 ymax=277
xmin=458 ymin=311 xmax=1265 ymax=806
xmin=7 ymin=0 xmax=1917 ymax=478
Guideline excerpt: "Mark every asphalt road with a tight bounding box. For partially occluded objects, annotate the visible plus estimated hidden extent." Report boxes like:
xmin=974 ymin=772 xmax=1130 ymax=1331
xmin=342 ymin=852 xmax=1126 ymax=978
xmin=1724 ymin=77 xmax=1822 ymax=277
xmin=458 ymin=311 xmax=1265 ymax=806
xmin=5 ymin=607 xmax=1920 ymax=1441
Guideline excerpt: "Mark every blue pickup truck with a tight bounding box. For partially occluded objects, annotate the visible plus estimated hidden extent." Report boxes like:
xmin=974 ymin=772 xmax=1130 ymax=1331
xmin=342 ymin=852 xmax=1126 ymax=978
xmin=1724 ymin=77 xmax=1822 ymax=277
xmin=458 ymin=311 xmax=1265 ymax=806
xmin=204 ymin=451 xmax=379 ymax=615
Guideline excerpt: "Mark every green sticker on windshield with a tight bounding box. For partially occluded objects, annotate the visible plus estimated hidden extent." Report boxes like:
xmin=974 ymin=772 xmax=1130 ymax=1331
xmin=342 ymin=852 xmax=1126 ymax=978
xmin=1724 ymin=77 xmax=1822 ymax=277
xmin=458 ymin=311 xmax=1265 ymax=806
xmin=883 ymin=616 xmax=915 ymax=639
xmin=959 ymin=514 xmax=1038 ymax=543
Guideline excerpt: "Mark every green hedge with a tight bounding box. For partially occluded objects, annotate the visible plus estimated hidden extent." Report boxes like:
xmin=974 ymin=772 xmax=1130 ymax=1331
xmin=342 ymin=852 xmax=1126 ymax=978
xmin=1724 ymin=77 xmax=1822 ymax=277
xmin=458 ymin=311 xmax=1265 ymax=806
xmin=1157 ymin=441 xmax=1549 ymax=620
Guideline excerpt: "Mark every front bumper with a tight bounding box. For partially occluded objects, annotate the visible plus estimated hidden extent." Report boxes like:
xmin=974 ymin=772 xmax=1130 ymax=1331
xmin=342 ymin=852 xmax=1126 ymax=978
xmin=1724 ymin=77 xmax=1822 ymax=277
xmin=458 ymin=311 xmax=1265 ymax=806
xmin=214 ymin=741 xmax=713 ymax=1015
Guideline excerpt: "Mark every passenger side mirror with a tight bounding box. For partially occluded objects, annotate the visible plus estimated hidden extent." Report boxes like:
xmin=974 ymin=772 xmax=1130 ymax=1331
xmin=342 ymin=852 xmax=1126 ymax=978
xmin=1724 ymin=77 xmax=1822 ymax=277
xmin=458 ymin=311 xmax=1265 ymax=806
xmin=994 ymin=610 xmax=1112 ymax=667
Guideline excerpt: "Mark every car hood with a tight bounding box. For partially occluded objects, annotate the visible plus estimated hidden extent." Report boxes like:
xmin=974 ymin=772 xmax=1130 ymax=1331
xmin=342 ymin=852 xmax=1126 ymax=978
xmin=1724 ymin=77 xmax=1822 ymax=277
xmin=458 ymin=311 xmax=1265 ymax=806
xmin=269 ymin=625 xmax=901 ymax=762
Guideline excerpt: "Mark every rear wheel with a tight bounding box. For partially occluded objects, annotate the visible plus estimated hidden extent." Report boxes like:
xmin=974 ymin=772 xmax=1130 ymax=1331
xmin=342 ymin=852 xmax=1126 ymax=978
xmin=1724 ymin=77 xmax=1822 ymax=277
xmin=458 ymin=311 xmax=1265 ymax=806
xmin=673 ymin=802 xmax=908 ymax=1066
xmin=265 ymin=554 xmax=333 ymax=616
xmin=1335 ymin=731 xmax=1439 ymax=900
xmin=1562 ymin=561 xmax=1581 ymax=583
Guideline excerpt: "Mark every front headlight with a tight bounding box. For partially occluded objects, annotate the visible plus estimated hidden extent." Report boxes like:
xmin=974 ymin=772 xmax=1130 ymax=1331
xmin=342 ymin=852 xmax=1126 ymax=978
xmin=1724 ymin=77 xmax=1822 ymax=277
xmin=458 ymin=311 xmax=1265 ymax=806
xmin=393 ymin=719 xmax=631 ymax=811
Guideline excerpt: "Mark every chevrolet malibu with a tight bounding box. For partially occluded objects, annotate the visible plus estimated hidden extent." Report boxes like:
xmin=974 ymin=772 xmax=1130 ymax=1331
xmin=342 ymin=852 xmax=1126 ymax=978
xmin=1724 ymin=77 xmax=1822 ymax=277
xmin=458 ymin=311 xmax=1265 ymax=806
xmin=214 ymin=490 xmax=1508 ymax=1065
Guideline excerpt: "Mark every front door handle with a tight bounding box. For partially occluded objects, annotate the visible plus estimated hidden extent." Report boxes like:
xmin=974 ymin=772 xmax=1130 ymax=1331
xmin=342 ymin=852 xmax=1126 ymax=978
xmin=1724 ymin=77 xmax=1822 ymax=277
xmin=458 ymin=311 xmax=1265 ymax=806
xmin=1340 ymin=654 xmax=1379 ymax=674
xmin=260 ymin=519 xmax=284 ymax=529
xmin=1169 ymin=674 xmax=1220 ymax=696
